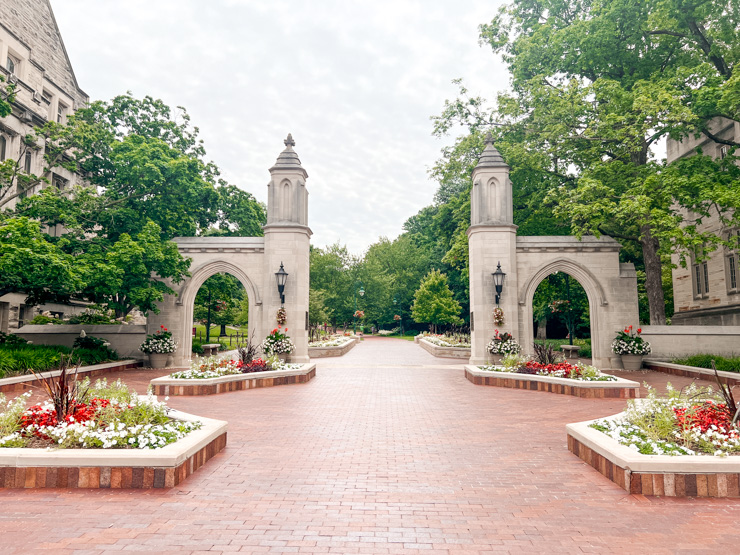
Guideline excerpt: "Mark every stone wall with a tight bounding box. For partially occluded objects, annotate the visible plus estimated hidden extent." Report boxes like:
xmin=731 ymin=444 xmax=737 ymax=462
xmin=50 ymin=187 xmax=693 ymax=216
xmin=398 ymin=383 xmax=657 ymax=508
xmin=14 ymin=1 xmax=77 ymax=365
xmin=15 ymin=325 xmax=148 ymax=361
xmin=640 ymin=325 xmax=740 ymax=359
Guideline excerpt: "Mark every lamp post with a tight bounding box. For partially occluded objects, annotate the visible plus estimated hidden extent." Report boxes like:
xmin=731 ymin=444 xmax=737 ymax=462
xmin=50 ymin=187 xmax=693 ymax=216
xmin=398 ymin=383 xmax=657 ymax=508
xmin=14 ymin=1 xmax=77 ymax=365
xmin=353 ymin=280 xmax=365 ymax=334
xmin=492 ymin=261 xmax=506 ymax=306
xmin=275 ymin=262 xmax=288 ymax=306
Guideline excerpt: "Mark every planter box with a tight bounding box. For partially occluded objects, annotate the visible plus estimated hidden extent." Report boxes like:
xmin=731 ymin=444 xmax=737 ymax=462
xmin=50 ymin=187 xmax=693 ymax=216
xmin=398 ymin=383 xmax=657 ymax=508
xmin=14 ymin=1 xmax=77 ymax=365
xmin=644 ymin=359 xmax=740 ymax=386
xmin=0 ymin=360 xmax=141 ymax=395
xmin=568 ymin=413 xmax=740 ymax=497
xmin=464 ymin=365 xmax=639 ymax=399
xmin=308 ymin=338 xmax=357 ymax=358
xmin=418 ymin=337 xmax=471 ymax=359
xmin=150 ymin=363 xmax=316 ymax=396
xmin=0 ymin=410 xmax=227 ymax=489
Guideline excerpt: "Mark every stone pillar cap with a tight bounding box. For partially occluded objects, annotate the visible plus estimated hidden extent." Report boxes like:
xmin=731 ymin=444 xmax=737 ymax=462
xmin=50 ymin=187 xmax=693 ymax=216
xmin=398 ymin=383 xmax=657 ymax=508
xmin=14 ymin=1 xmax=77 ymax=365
xmin=474 ymin=132 xmax=509 ymax=170
xmin=270 ymin=133 xmax=305 ymax=172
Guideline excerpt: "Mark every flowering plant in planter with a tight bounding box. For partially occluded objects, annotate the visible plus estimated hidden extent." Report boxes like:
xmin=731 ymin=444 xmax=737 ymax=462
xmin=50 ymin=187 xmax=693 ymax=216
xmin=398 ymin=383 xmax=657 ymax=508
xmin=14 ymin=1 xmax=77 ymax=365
xmin=0 ymin=379 xmax=201 ymax=449
xmin=611 ymin=325 xmax=651 ymax=355
xmin=487 ymin=330 xmax=521 ymax=355
xmin=140 ymin=326 xmax=177 ymax=354
xmin=261 ymin=326 xmax=295 ymax=355
xmin=276 ymin=307 xmax=287 ymax=325
xmin=492 ymin=307 xmax=505 ymax=326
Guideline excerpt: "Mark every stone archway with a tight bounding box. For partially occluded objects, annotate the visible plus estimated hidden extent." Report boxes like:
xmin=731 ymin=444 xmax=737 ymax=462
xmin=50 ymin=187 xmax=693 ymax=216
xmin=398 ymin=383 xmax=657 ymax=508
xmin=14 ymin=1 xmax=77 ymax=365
xmin=467 ymin=134 xmax=640 ymax=368
xmin=517 ymin=258 xmax=605 ymax=367
xmin=177 ymin=259 xmax=263 ymax=363
xmin=147 ymin=135 xmax=312 ymax=367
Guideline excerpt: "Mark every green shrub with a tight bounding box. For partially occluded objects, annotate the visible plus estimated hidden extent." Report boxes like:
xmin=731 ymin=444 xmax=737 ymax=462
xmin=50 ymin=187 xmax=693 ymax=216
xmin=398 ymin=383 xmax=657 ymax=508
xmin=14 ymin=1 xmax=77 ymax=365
xmin=73 ymin=335 xmax=108 ymax=350
xmin=673 ymin=354 xmax=740 ymax=374
xmin=0 ymin=332 xmax=27 ymax=346
xmin=28 ymin=315 xmax=63 ymax=325
xmin=67 ymin=311 xmax=116 ymax=325
xmin=191 ymin=340 xmax=204 ymax=355
xmin=0 ymin=344 xmax=118 ymax=378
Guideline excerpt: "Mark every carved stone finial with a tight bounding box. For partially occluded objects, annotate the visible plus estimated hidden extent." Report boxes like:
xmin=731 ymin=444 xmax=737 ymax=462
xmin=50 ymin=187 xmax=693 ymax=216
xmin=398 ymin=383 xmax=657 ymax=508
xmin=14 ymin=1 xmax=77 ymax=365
xmin=284 ymin=133 xmax=295 ymax=148
xmin=484 ymin=131 xmax=494 ymax=145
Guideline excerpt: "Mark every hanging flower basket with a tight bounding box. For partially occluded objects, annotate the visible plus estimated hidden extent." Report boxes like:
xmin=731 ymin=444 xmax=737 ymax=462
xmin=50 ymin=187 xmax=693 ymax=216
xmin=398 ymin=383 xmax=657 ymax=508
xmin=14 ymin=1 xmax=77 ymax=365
xmin=276 ymin=307 xmax=287 ymax=325
xmin=492 ymin=307 xmax=505 ymax=326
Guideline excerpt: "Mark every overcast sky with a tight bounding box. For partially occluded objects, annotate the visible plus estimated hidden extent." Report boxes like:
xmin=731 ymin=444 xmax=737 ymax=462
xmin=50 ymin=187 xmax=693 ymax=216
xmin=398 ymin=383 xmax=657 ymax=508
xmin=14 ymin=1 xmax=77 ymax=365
xmin=53 ymin=1 xmax=509 ymax=255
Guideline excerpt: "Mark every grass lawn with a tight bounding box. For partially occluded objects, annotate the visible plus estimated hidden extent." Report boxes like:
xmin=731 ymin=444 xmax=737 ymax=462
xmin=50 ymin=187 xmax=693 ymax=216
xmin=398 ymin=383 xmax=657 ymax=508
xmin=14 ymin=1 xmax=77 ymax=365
xmin=193 ymin=324 xmax=246 ymax=340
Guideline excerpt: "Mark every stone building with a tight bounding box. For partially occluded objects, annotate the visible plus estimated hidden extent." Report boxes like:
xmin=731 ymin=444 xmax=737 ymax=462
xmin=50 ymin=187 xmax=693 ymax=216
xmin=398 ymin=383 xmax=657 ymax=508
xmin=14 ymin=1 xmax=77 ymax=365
xmin=0 ymin=0 xmax=89 ymax=331
xmin=668 ymin=118 xmax=740 ymax=326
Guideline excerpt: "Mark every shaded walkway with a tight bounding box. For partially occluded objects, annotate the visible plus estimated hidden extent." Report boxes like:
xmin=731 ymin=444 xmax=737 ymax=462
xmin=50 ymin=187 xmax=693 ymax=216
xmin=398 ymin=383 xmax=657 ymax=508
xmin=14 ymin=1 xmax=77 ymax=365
xmin=1 ymin=338 xmax=738 ymax=553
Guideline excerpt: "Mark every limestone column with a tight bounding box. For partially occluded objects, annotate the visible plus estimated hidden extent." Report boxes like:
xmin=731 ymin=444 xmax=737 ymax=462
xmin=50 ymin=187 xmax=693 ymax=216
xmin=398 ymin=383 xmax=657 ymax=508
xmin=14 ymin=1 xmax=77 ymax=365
xmin=468 ymin=133 xmax=518 ymax=364
xmin=262 ymin=134 xmax=312 ymax=363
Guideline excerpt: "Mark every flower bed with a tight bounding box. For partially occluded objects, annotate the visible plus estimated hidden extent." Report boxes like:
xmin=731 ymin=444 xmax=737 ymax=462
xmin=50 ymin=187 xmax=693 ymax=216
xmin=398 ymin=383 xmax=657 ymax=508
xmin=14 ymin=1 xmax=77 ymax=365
xmin=568 ymin=390 xmax=740 ymax=497
xmin=168 ymin=356 xmax=301 ymax=380
xmin=308 ymin=337 xmax=357 ymax=358
xmin=0 ymin=379 xmax=227 ymax=489
xmin=465 ymin=365 xmax=639 ymax=399
xmin=420 ymin=333 xmax=471 ymax=348
xmin=308 ymin=336 xmax=354 ymax=348
xmin=0 ymin=380 xmax=200 ymax=450
xmin=0 ymin=359 xmax=140 ymax=395
xmin=479 ymin=360 xmax=616 ymax=382
xmin=151 ymin=362 xmax=317 ymax=396
xmin=417 ymin=337 xmax=470 ymax=359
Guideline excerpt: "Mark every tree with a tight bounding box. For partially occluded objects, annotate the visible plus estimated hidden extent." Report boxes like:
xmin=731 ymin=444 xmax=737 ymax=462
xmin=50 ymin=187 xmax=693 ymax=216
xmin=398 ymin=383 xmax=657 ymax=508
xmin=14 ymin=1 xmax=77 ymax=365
xmin=194 ymin=273 xmax=243 ymax=342
xmin=0 ymin=217 xmax=83 ymax=305
xmin=3 ymin=93 xmax=265 ymax=317
xmin=435 ymin=0 xmax=740 ymax=324
xmin=411 ymin=270 xmax=463 ymax=333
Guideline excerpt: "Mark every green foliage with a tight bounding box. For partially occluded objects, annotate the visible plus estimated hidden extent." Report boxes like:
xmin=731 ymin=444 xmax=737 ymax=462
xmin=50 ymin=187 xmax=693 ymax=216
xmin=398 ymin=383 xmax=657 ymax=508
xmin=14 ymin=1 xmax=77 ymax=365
xmin=72 ymin=334 xmax=107 ymax=350
xmin=673 ymin=354 xmax=740 ymax=374
xmin=411 ymin=270 xmax=463 ymax=331
xmin=28 ymin=314 xmax=64 ymax=325
xmin=67 ymin=309 xmax=117 ymax=325
xmin=191 ymin=340 xmax=205 ymax=355
xmin=533 ymin=273 xmax=590 ymax=340
xmin=0 ymin=332 xmax=27 ymax=346
xmin=193 ymin=273 xmax=244 ymax=342
xmin=0 ymin=217 xmax=84 ymax=305
xmin=0 ymin=344 xmax=118 ymax=377
xmin=431 ymin=0 xmax=740 ymax=325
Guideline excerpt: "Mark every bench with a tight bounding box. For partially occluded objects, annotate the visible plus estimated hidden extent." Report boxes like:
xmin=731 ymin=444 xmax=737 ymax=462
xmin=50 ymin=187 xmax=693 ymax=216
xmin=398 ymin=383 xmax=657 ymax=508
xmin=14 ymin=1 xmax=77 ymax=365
xmin=201 ymin=343 xmax=221 ymax=356
xmin=560 ymin=345 xmax=581 ymax=359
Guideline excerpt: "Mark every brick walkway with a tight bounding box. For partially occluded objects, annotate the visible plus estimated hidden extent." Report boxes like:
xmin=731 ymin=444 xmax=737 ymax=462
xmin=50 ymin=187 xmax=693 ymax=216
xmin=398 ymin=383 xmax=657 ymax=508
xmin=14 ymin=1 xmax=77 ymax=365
xmin=2 ymin=337 xmax=739 ymax=554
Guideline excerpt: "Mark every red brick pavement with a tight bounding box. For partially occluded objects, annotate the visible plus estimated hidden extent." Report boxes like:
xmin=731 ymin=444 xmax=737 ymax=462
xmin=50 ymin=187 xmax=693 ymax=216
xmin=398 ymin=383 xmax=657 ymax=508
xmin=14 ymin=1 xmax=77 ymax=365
xmin=1 ymin=337 xmax=738 ymax=554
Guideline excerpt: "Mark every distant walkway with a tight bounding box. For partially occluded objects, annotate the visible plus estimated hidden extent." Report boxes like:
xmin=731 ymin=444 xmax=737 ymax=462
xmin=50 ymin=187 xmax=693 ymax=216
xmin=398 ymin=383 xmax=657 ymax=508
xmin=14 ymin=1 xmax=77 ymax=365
xmin=1 ymin=337 xmax=738 ymax=553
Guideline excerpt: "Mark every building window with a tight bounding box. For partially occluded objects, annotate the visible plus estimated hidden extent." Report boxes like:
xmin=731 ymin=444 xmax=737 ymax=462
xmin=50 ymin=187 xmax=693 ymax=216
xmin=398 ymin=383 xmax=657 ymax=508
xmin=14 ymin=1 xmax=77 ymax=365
xmin=0 ymin=135 xmax=6 ymax=160
xmin=57 ymin=101 xmax=68 ymax=123
xmin=692 ymin=252 xmax=709 ymax=299
xmin=6 ymin=55 xmax=16 ymax=74
xmin=24 ymin=150 xmax=32 ymax=173
xmin=727 ymin=229 xmax=740 ymax=294
xmin=52 ymin=174 xmax=67 ymax=191
xmin=719 ymin=145 xmax=730 ymax=160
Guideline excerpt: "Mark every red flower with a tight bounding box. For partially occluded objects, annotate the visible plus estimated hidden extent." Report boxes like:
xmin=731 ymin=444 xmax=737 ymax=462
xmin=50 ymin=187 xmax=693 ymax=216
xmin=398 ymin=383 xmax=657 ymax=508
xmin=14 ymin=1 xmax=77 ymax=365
xmin=624 ymin=328 xmax=629 ymax=333
xmin=285 ymin=327 xmax=288 ymax=332
xmin=637 ymin=328 xmax=642 ymax=334
xmin=163 ymin=327 xmax=168 ymax=331
xmin=161 ymin=325 xmax=165 ymax=329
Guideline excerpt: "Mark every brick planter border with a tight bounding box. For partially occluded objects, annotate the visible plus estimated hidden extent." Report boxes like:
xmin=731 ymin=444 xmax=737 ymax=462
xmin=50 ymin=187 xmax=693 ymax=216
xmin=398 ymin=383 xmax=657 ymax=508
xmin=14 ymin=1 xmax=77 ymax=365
xmin=0 ymin=410 xmax=227 ymax=489
xmin=418 ymin=337 xmax=471 ymax=359
xmin=567 ymin=413 xmax=740 ymax=497
xmin=644 ymin=360 xmax=740 ymax=386
xmin=150 ymin=363 xmax=316 ymax=396
xmin=464 ymin=366 xmax=639 ymax=399
xmin=0 ymin=360 xmax=141 ymax=395
xmin=308 ymin=338 xmax=357 ymax=358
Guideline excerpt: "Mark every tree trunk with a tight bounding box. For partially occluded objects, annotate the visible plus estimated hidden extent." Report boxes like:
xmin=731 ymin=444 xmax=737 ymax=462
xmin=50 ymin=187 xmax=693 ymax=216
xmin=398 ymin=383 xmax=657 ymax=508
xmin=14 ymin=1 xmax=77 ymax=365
xmin=536 ymin=316 xmax=547 ymax=340
xmin=220 ymin=324 xmax=227 ymax=337
xmin=640 ymin=224 xmax=666 ymax=325
xmin=205 ymin=290 xmax=212 ymax=343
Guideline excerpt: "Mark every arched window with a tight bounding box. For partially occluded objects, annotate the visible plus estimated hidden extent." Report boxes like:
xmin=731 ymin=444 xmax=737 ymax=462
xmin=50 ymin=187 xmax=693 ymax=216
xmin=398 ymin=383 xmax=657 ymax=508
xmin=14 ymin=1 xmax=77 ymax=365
xmin=0 ymin=136 xmax=6 ymax=161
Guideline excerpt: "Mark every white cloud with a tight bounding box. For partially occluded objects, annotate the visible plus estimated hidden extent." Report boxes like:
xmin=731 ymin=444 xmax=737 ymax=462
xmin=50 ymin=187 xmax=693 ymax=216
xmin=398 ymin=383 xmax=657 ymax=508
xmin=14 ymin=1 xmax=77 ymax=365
xmin=53 ymin=0 xmax=509 ymax=254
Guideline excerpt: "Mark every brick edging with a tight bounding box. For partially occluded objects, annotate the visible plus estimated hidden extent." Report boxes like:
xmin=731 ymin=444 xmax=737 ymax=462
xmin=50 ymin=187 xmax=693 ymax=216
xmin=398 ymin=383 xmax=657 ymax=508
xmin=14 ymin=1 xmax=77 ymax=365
xmin=567 ymin=433 xmax=740 ymax=497
xmin=151 ymin=366 xmax=316 ymax=396
xmin=464 ymin=368 xmax=638 ymax=398
xmin=0 ymin=360 xmax=141 ymax=394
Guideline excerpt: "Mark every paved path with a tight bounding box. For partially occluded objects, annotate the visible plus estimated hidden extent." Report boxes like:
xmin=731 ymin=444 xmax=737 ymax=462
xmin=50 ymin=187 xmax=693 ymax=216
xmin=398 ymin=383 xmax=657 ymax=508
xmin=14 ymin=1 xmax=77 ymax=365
xmin=2 ymin=337 xmax=740 ymax=554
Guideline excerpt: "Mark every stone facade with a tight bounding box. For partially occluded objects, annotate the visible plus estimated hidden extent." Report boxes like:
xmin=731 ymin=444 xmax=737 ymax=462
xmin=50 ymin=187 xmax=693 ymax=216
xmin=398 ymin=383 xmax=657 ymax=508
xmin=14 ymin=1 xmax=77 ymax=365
xmin=148 ymin=135 xmax=312 ymax=367
xmin=0 ymin=0 xmax=89 ymax=331
xmin=468 ymin=134 xmax=640 ymax=369
xmin=668 ymin=118 xmax=740 ymax=326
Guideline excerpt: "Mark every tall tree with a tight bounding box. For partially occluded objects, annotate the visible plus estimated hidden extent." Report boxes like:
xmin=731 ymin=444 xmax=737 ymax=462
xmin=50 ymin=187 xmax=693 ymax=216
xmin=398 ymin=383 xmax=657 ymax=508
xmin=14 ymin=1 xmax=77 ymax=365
xmin=435 ymin=0 xmax=740 ymax=324
xmin=411 ymin=270 xmax=463 ymax=333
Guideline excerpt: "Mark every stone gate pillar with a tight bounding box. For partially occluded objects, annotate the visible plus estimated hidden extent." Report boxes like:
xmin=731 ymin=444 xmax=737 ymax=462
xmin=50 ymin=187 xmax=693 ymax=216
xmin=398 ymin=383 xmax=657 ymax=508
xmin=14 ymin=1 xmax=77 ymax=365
xmin=468 ymin=134 xmax=518 ymax=364
xmin=262 ymin=134 xmax=311 ymax=363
